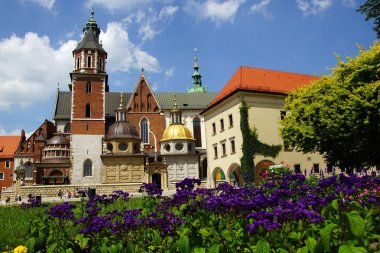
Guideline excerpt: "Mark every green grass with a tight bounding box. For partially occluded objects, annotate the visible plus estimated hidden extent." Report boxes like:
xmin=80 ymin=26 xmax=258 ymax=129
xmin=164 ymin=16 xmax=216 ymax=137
xmin=0 ymin=197 xmax=145 ymax=251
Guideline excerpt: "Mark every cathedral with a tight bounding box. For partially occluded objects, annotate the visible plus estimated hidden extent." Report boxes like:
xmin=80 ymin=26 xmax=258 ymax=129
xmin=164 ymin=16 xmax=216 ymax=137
xmin=11 ymin=12 xmax=216 ymax=193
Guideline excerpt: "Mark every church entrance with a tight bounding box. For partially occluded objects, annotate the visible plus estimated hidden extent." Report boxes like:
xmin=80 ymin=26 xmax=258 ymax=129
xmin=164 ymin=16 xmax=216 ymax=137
xmin=152 ymin=173 xmax=162 ymax=188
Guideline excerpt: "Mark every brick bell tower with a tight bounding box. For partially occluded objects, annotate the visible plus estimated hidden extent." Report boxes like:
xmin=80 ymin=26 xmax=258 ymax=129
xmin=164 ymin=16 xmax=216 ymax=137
xmin=70 ymin=10 xmax=108 ymax=185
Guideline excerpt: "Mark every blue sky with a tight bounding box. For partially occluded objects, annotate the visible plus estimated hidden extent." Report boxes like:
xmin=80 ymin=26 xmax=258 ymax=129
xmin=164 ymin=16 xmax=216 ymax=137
xmin=0 ymin=0 xmax=376 ymax=136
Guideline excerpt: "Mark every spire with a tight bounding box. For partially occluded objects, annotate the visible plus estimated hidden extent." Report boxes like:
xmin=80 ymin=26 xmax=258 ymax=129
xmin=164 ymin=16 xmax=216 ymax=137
xmin=170 ymin=93 xmax=182 ymax=124
xmin=73 ymin=8 xmax=106 ymax=53
xmin=188 ymin=48 xmax=208 ymax=93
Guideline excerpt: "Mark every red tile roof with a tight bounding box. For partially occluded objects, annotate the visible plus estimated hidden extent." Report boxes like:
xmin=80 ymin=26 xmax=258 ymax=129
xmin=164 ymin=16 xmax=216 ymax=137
xmin=208 ymin=66 xmax=319 ymax=108
xmin=0 ymin=136 xmax=20 ymax=158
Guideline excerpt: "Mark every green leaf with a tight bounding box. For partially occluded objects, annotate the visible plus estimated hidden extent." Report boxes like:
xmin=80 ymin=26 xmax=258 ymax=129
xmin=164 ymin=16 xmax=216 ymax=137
xmin=126 ymin=241 xmax=135 ymax=253
xmin=25 ymin=237 xmax=36 ymax=253
xmin=320 ymin=223 xmax=339 ymax=252
xmin=65 ymin=248 xmax=74 ymax=253
xmin=289 ymin=231 xmax=301 ymax=241
xmin=75 ymin=234 xmax=89 ymax=250
xmin=256 ymin=239 xmax=270 ymax=253
xmin=199 ymin=228 xmax=211 ymax=237
xmin=178 ymin=235 xmax=190 ymax=253
xmin=346 ymin=211 xmax=365 ymax=238
xmin=332 ymin=199 xmax=339 ymax=210
xmin=209 ymin=244 xmax=220 ymax=253
xmin=296 ymin=246 xmax=308 ymax=253
xmin=193 ymin=247 xmax=206 ymax=253
xmin=305 ymin=237 xmax=317 ymax=252
xmin=47 ymin=242 xmax=58 ymax=253
xmin=338 ymin=244 xmax=368 ymax=253
xmin=276 ymin=248 xmax=289 ymax=253
xmin=222 ymin=229 xmax=233 ymax=242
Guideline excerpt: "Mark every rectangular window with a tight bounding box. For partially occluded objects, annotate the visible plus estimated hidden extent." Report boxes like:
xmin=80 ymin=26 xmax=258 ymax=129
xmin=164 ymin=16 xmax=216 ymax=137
xmin=86 ymin=81 xmax=92 ymax=94
xmin=313 ymin=163 xmax=320 ymax=173
xmin=0 ymin=173 xmax=3 ymax=180
xmin=222 ymin=143 xmax=226 ymax=156
xmin=212 ymin=123 xmax=216 ymax=135
xmin=5 ymin=160 xmax=10 ymax=168
xmin=229 ymin=114 xmax=233 ymax=127
xmin=220 ymin=119 xmax=224 ymax=132
xmin=294 ymin=164 xmax=301 ymax=174
xmin=213 ymin=145 xmax=218 ymax=158
xmin=230 ymin=140 xmax=236 ymax=154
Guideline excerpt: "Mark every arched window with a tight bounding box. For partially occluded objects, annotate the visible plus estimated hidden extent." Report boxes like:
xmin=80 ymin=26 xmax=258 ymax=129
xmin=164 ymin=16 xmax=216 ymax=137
xmin=86 ymin=81 xmax=91 ymax=94
xmin=76 ymin=57 xmax=80 ymax=69
xmin=64 ymin=123 xmax=71 ymax=133
xmin=140 ymin=117 xmax=149 ymax=144
xmin=83 ymin=159 xmax=92 ymax=177
xmin=193 ymin=117 xmax=202 ymax=147
xmin=87 ymin=55 xmax=92 ymax=68
xmin=25 ymin=162 xmax=33 ymax=178
xmin=85 ymin=103 xmax=91 ymax=118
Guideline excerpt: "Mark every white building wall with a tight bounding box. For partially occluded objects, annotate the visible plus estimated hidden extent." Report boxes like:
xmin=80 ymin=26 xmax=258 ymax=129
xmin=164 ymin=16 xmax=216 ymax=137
xmin=71 ymin=135 xmax=103 ymax=185
xmin=165 ymin=155 xmax=199 ymax=182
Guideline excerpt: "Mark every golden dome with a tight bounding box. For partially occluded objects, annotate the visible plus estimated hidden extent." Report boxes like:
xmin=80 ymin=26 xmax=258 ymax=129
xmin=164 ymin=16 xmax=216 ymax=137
xmin=161 ymin=124 xmax=195 ymax=141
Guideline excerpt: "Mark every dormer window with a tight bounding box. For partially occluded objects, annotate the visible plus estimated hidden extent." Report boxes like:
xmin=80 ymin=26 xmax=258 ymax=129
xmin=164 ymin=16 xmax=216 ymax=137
xmin=87 ymin=55 xmax=92 ymax=68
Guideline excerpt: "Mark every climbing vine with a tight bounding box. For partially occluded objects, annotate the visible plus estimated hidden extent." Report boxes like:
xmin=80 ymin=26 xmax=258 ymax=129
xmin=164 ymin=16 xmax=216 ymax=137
xmin=240 ymin=101 xmax=282 ymax=185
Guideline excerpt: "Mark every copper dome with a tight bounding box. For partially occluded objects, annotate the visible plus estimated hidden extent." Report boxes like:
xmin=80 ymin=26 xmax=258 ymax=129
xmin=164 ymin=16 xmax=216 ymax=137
xmin=106 ymin=122 xmax=140 ymax=139
xmin=46 ymin=133 xmax=70 ymax=145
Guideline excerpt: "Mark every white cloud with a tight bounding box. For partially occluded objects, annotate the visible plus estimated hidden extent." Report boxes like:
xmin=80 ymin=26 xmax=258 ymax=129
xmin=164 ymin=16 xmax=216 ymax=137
xmin=341 ymin=0 xmax=356 ymax=8
xmin=250 ymin=0 xmax=272 ymax=18
xmin=296 ymin=0 xmax=333 ymax=15
xmin=22 ymin=0 xmax=55 ymax=10
xmin=184 ymin=0 xmax=246 ymax=25
xmin=0 ymin=125 xmax=22 ymax=136
xmin=100 ymin=22 xmax=159 ymax=72
xmin=90 ymin=0 xmax=152 ymax=11
xmin=124 ymin=6 xmax=178 ymax=42
xmin=0 ymin=33 xmax=74 ymax=112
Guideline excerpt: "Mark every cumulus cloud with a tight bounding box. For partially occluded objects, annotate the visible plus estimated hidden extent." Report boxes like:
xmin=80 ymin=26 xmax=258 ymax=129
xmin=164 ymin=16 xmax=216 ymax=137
xmin=250 ymin=0 xmax=272 ymax=18
xmin=100 ymin=22 xmax=159 ymax=72
xmin=90 ymin=0 xmax=152 ymax=11
xmin=184 ymin=0 xmax=246 ymax=25
xmin=123 ymin=6 xmax=178 ymax=42
xmin=296 ymin=0 xmax=333 ymax=15
xmin=0 ymin=33 xmax=74 ymax=112
xmin=22 ymin=0 xmax=55 ymax=10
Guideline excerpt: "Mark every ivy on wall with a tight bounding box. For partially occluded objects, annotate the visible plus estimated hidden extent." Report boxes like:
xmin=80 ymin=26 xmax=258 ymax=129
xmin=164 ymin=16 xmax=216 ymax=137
xmin=240 ymin=100 xmax=282 ymax=185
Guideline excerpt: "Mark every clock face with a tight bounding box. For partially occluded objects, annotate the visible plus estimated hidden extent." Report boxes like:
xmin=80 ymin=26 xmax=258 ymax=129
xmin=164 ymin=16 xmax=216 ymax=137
xmin=119 ymin=143 xmax=128 ymax=151
xmin=165 ymin=144 xmax=171 ymax=152
xmin=175 ymin=143 xmax=183 ymax=151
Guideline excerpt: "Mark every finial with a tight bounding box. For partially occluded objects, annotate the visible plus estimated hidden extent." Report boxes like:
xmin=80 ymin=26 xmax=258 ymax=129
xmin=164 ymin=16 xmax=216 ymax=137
xmin=57 ymin=82 xmax=60 ymax=90
xmin=193 ymin=48 xmax=198 ymax=68
xmin=141 ymin=67 xmax=144 ymax=74
xmin=119 ymin=92 xmax=123 ymax=107
xmin=173 ymin=93 xmax=177 ymax=110
xmin=91 ymin=6 xmax=94 ymax=18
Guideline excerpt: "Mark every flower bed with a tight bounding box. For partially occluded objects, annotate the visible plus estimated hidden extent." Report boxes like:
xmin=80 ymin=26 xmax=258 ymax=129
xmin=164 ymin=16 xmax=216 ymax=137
xmin=9 ymin=174 xmax=380 ymax=252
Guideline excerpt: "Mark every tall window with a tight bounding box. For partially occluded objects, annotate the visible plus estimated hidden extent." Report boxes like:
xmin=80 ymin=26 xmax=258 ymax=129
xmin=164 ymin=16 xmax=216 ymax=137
xmin=229 ymin=114 xmax=233 ymax=127
xmin=220 ymin=119 xmax=224 ymax=132
xmin=212 ymin=123 xmax=216 ymax=135
xmin=313 ymin=163 xmax=320 ymax=173
xmin=5 ymin=160 xmax=10 ymax=168
xmin=85 ymin=103 xmax=91 ymax=118
xmin=294 ymin=164 xmax=301 ymax=174
xmin=86 ymin=81 xmax=91 ymax=94
xmin=87 ymin=56 xmax=92 ymax=68
xmin=140 ymin=117 xmax=149 ymax=144
xmin=230 ymin=139 xmax=236 ymax=154
xmin=0 ymin=173 xmax=3 ymax=180
xmin=193 ymin=117 xmax=202 ymax=147
xmin=213 ymin=145 xmax=218 ymax=158
xmin=98 ymin=58 xmax=103 ymax=70
xmin=83 ymin=159 xmax=92 ymax=177
xmin=76 ymin=57 xmax=80 ymax=69
xmin=222 ymin=143 xmax=226 ymax=156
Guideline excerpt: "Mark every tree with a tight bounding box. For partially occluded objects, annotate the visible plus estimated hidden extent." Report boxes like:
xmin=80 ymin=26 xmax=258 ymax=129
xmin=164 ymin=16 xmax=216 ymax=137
xmin=240 ymin=101 xmax=281 ymax=185
xmin=281 ymin=43 xmax=380 ymax=171
xmin=358 ymin=0 xmax=380 ymax=38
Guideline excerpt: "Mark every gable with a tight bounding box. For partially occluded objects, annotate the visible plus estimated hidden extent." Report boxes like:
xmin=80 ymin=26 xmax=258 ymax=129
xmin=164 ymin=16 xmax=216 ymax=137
xmin=127 ymin=74 xmax=161 ymax=113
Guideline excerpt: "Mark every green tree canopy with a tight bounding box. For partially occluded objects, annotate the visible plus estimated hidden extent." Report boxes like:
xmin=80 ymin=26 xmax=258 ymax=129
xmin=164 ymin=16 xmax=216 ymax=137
xmin=281 ymin=43 xmax=380 ymax=171
xmin=358 ymin=0 xmax=380 ymax=38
